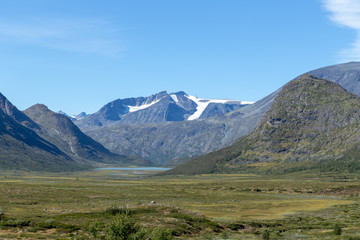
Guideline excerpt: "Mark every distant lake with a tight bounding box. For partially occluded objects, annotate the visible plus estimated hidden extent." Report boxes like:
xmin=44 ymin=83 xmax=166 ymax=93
xmin=96 ymin=167 xmax=171 ymax=171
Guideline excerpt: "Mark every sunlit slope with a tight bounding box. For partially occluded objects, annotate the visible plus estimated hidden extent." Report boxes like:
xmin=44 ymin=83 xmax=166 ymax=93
xmin=167 ymin=74 xmax=360 ymax=174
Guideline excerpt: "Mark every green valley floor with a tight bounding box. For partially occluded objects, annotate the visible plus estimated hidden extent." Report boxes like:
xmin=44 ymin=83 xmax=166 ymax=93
xmin=0 ymin=169 xmax=359 ymax=239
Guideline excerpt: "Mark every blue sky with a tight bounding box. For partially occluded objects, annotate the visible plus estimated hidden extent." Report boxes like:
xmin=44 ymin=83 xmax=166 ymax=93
xmin=0 ymin=0 xmax=358 ymax=114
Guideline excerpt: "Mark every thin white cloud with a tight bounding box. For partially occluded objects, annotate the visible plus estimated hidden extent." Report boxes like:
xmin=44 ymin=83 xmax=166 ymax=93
xmin=0 ymin=18 xmax=124 ymax=56
xmin=323 ymin=0 xmax=360 ymax=61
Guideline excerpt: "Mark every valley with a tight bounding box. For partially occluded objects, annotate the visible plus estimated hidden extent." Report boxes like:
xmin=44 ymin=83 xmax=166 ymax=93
xmin=0 ymin=170 xmax=359 ymax=239
xmin=3 ymin=1 xmax=360 ymax=239
xmin=3 ymin=63 xmax=360 ymax=239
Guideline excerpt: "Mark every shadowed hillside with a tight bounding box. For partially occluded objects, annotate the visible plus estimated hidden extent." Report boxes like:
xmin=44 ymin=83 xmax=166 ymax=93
xmin=0 ymin=95 xmax=84 ymax=171
xmin=24 ymin=104 xmax=149 ymax=166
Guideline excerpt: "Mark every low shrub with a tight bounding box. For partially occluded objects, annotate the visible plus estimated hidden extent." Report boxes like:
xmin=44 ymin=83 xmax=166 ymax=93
xmin=150 ymin=227 xmax=173 ymax=240
xmin=1 ymin=218 xmax=30 ymax=227
xmin=104 ymin=206 xmax=133 ymax=216
xmin=262 ymin=229 xmax=270 ymax=240
xmin=56 ymin=223 xmax=80 ymax=233
xmin=37 ymin=219 xmax=58 ymax=229
xmin=227 ymin=223 xmax=246 ymax=231
xmin=106 ymin=215 xmax=145 ymax=240
xmin=333 ymin=224 xmax=342 ymax=236
xmin=88 ymin=220 xmax=104 ymax=239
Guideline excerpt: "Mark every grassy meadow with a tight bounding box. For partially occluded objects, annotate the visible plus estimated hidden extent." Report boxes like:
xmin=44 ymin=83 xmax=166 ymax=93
xmin=0 ymin=169 xmax=360 ymax=239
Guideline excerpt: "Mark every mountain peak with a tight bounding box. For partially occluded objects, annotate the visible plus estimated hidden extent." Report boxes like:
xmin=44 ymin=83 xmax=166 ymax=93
xmin=24 ymin=102 xmax=147 ymax=165
xmin=71 ymin=112 xmax=86 ymax=120
xmin=156 ymin=90 xmax=168 ymax=95
xmin=171 ymin=91 xmax=187 ymax=96
xmin=75 ymin=91 xmax=251 ymax=128
xmin=0 ymin=93 xmax=40 ymax=129
xmin=29 ymin=104 xmax=50 ymax=112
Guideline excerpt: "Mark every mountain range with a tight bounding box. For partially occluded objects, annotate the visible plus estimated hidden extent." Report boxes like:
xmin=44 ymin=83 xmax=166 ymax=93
xmin=24 ymin=104 xmax=147 ymax=166
xmin=0 ymin=93 xmax=82 ymax=171
xmin=166 ymin=74 xmax=360 ymax=175
xmin=3 ymin=62 xmax=360 ymax=172
xmin=0 ymin=94 xmax=148 ymax=171
xmin=58 ymin=62 xmax=360 ymax=166
xmin=73 ymin=91 xmax=251 ymax=129
xmin=71 ymin=92 xmax=267 ymax=165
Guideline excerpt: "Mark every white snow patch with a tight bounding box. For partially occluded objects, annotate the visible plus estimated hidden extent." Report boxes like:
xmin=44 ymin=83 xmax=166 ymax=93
xmin=238 ymin=101 xmax=254 ymax=105
xmin=186 ymin=95 xmax=254 ymax=121
xmin=187 ymin=96 xmax=210 ymax=120
xmin=70 ymin=114 xmax=86 ymax=120
xmin=170 ymin=94 xmax=179 ymax=103
xmin=128 ymin=99 xmax=161 ymax=113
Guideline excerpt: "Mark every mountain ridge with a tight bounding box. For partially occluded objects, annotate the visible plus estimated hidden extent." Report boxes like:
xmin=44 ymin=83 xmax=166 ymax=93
xmin=165 ymin=74 xmax=360 ymax=175
xmin=0 ymin=94 xmax=85 ymax=172
xmin=74 ymin=91 xmax=251 ymax=129
xmin=23 ymin=104 xmax=149 ymax=166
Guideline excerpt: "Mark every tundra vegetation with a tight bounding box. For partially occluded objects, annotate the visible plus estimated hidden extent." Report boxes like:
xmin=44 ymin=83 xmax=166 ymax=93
xmin=0 ymin=169 xmax=360 ymax=239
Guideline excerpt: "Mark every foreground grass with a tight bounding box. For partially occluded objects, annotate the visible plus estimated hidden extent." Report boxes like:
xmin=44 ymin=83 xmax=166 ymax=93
xmin=0 ymin=170 xmax=359 ymax=239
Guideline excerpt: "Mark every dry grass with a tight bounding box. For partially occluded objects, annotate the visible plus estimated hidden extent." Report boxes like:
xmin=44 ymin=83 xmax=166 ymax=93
xmin=0 ymin=170 xmax=359 ymax=239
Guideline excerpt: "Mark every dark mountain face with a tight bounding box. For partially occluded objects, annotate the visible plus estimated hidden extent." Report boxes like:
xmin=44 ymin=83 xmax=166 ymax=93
xmin=23 ymin=104 xmax=149 ymax=166
xmin=75 ymin=91 xmax=249 ymax=129
xmin=166 ymin=75 xmax=360 ymax=175
xmin=0 ymin=93 xmax=39 ymax=130
xmin=0 ymin=94 xmax=83 ymax=172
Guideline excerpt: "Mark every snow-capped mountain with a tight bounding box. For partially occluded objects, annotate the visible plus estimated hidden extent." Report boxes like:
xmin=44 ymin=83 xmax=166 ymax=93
xmin=74 ymin=91 xmax=252 ymax=128
xmin=185 ymin=95 xmax=254 ymax=121
xmin=71 ymin=112 xmax=87 ymax=120
xmin=58 ymin=111 xmax=87 ymax=120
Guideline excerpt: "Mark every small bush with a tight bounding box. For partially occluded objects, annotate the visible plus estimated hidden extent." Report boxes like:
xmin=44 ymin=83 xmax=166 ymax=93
xmin=104 ymin=206 xmax=133 ymax=216
xmin=37 ymin=219 xmax=58 ymax=229
xmin=206 ymin=220 xmax=223 ymax=232
xmin=1 ymin=219 xmax=30 ymax=227
xmin=27 ymin=226 xmax=43 ymax=233
xmin=170 ymin=212 xmax=222 ymax=233
xmin=88 ymin=220 xmax=104 ymax=238
xmin=333 ymin=224 xmax=342 ymax=236
xmin=220 ymin=230 xmax=231 ymax=239
xmin=172 ymin=223 xmax=192 ymax=236
xmin=262 ymin=229 xmax=270 ymax=240
xmin=56 ymin=223 xmax=80 ymax=233
xmin=150 ymin=227 xmax=173 ymax=240
xmin=227 ymin=223 xmax=245 ymax=231
xmin=200 ymin=230 xmax=215 ymax=240
xmin=106 ymin=215 xmax=145 ymax=240
xmin=249 ymin=222 xmax=262 ymax=228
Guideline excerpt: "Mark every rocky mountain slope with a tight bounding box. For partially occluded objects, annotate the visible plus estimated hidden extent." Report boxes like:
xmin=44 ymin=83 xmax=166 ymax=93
xmin=166 ymin=74 xmax=360 ymax=175
xmin=0 ymin=93 xmax=39 ymax=130
xmin=0 ymin=94 xmax=84 ymax=171
xmin=24 ymin=104 xmax=148 ymax=166
xmin=83 ymin=91 xmax=275 ymax=166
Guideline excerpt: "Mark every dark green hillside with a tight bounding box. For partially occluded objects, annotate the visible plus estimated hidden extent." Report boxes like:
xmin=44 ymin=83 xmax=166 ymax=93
xmin=24 ymin=104 xmax=149 ymax=166
xmin=166 ymin=74 xmax=360 ymax=175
